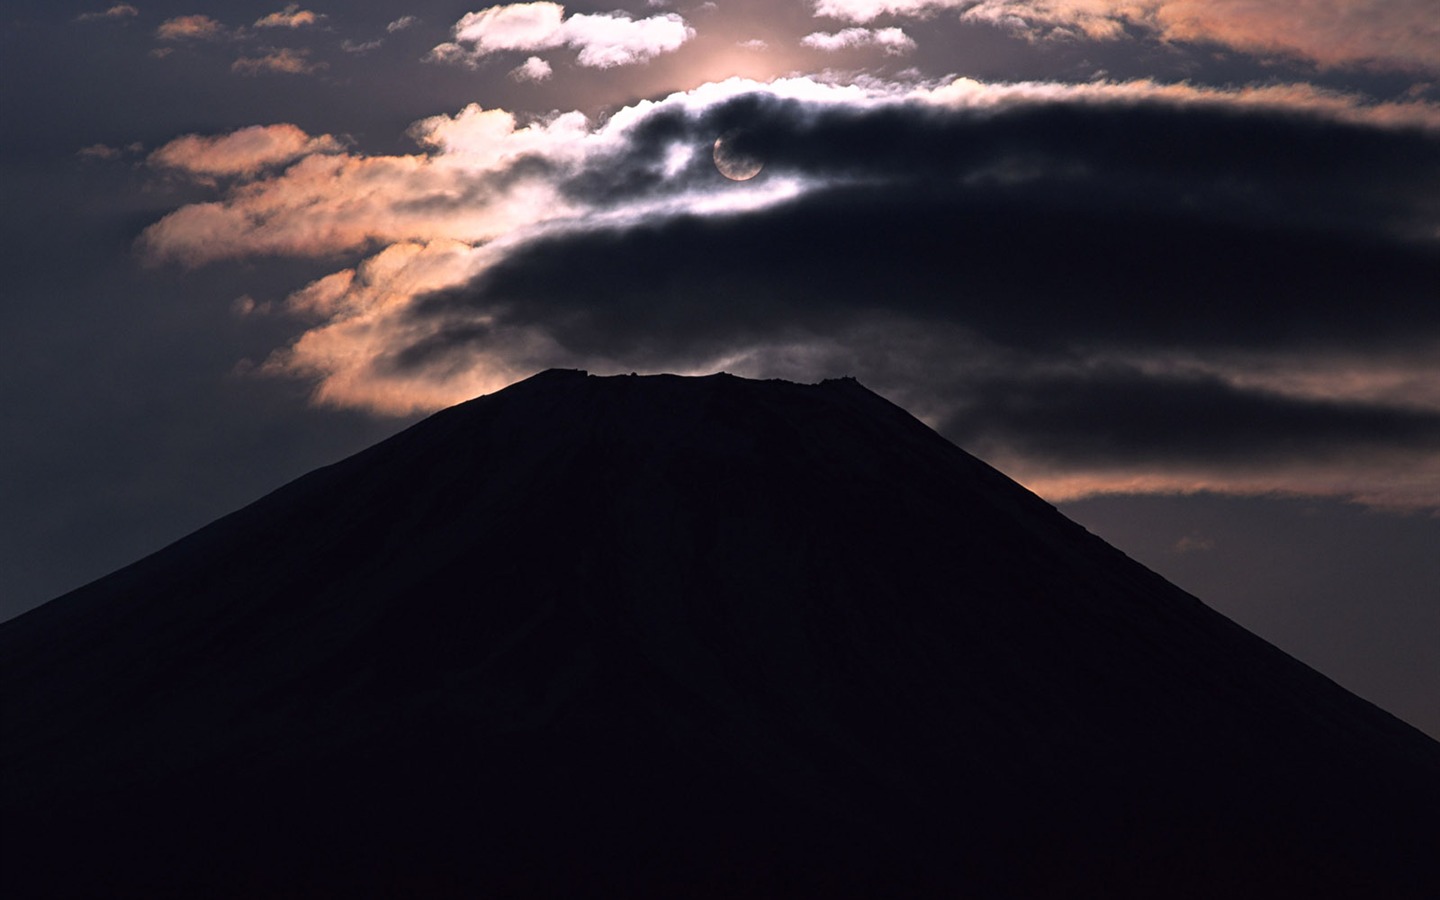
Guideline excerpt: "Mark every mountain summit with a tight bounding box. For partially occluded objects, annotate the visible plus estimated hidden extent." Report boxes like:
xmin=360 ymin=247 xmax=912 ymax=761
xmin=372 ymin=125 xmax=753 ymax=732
xmin=4 ymin=370 xmax=1438 ymax=898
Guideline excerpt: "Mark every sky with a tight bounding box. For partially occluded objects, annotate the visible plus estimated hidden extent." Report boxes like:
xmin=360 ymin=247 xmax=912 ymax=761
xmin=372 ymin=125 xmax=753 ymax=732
xmin=2 ymin=1 xmax=1437 ymax=737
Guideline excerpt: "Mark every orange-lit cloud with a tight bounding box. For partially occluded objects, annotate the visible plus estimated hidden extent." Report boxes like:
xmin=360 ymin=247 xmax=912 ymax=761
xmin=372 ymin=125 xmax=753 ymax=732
xmin=262 ymin=241 xmax=539 ymax=414
xmin=814 ymin=0 xmax=1440 ymax=73
xmin=156 ymin=15 xmax=229 ymax=41
xmin=1119 ymin=350 xmax=1440 ymax=416
xmin=255 ymin=5 xmax=324 ymax=29
xmin=962 ymin=350 xmax=1440 ymax=511
xmin=431 ymin=3 xmax=695 ymax=68
xmin=232 ymin=47 xmax=326 ymax=76
xmin=139 ymin=104 xmax=601 ymax=265
xmin=922 ymin=77 xmax=1440 ymax=131
xmin=149 ymin=124 xmax=341 ymax=178
xmin=1002 ymin=455 xmax=1440 ymax=512
xmin=138 ymin=76 xmax=1440 ymax=511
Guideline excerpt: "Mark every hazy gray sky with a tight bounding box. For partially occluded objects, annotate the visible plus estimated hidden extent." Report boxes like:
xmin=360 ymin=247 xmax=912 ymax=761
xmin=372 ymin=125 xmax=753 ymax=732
xmin=2 ymin=0 xmax=1436 ymax=737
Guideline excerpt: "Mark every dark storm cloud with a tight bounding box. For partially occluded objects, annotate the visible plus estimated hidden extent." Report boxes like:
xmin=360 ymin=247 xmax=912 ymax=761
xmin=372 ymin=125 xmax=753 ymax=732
xmin=415 ymin=92 xmax=1440 ymax=355
xmin=393 ymin=88 xmax=1440 ymax=499
xmin=936 ymin=365 xmax=1440 ymax=466
xmin=567 ymin=90 xmax=1438 ymax=233
xmin=417 ymin=180 xmax=1439 ymax=356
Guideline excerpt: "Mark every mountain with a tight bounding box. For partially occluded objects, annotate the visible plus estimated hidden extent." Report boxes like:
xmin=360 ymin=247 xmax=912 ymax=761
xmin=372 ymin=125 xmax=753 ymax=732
xmin=3 ymin=370 xmax=1438 ymax=898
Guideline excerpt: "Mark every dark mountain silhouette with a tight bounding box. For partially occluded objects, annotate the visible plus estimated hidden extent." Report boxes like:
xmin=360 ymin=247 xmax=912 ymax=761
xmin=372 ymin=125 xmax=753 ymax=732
xmin=3 ymin=370 xmax=1438 ymax=898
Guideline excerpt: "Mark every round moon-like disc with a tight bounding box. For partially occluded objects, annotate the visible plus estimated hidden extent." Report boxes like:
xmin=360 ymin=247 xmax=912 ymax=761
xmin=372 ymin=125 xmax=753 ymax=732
xmin=713 ymin=136 xmax=763 ymax=181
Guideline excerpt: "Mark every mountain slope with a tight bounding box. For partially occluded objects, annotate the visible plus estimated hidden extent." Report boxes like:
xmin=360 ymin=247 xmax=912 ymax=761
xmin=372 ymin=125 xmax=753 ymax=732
xmin=4 ymin=370 xmax=1438 ymax=898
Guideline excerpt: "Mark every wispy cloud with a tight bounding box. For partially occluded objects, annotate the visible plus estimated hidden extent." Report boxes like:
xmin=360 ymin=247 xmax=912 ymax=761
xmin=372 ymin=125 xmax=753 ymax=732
xmin=255 ymin=5 xmax=324 ymax=29
xmin=1172 ymin=532 xmax=1215 ymax=554
xmin=387 ymin=15 xmax=420 ymax=33
xmin=812 ymin=0 xmax=947 ymax=20
xmin=430 ymin=2 xmax=694 ymax=69
xmin=155 ymin=14 xmax=230 ymax=41
xmin=813 ymin=0 xmax=1440 ymax=73
xmin=76 ymin=143 xmax=124 ymax=161
xmin=802 ymin=27 xmax=915 ymax=54
xmin=75 ymin=4 xmax=138 ymax=23
xmin=231 ymin=47 xmax=327 ymax=76
xmin=149 ymin=124 xmax=341 ymax=178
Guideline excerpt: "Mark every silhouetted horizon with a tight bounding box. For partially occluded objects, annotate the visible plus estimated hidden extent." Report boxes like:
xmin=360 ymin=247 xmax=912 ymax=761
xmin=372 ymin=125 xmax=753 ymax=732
xmin=4 ymin=370 xmax=1438 ymax=898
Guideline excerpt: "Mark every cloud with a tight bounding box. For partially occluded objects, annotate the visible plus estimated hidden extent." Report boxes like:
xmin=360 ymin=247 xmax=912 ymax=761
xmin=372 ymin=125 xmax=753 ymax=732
xmin=75 ymin=4 xmax=138 ymax=22
xmin=813 ymin=0 xmax=942 ymax=20
xmin=558 ymin=9 xmax=694 ymax=67
xmin=261 ymin=241 xmax=539 ymax=412
xmin=148 ymin=124 xmax=342 ymax=178
xmin=919 ymin=77 xmax=1440 ymax=130
xmin=510 ymin=56 xmax=553 ymax=81
xmin=452 ymin=2 xmax=565 ymax=52
xmin=255 ymin=5 xmax=324 ymax=29
xmin=138 ymin=77 xmax=1440 ymax=507
xmin=139 ymin=104 xmax=596 ymax=265
xmin=76 ymin=143 xmax=124 ymax=161
xmin=431 ymin=2 xmax=694 ymax=69
xmin=387 ymin=16 xmax=419 ymax=33
xmin=939 ymin=365 xmax=1440 ymax=469
xmin=232 ymin=47 xmax=327 ymax=76
xmin=812 ymin=0 xmax=1440 ymax=73
xmin=156 ymin=15 xmax=229 ymax=41
xmin=1172 ymin=532 xmax=1215 ymax=553
xmin=802 ymin=27 xmax=916 ymax=54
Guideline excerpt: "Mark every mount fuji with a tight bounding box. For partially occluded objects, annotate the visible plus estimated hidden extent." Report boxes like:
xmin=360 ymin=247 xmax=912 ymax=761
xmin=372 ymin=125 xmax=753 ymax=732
xmin=4 ymin=370 xmax=1438 ymax=898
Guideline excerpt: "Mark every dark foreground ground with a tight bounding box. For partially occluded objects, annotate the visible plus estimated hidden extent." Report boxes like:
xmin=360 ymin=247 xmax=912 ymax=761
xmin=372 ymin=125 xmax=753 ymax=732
xmin=5 ymin=371 xmax=1439 ymax=897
